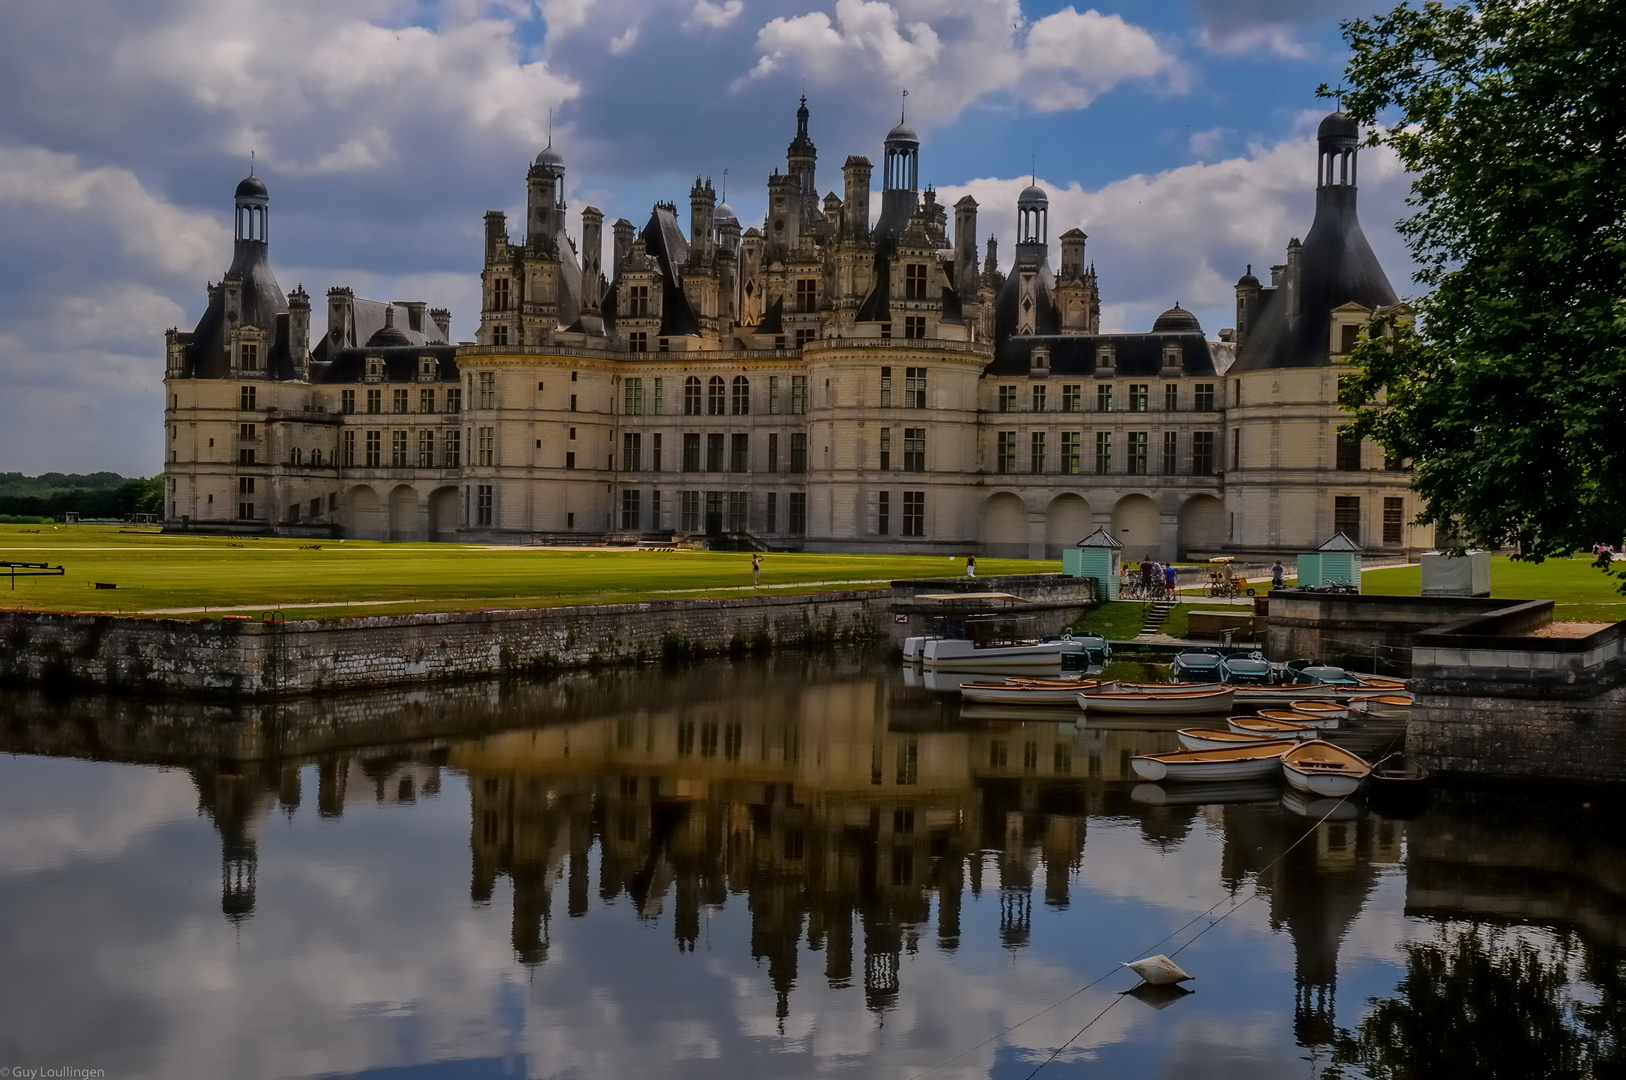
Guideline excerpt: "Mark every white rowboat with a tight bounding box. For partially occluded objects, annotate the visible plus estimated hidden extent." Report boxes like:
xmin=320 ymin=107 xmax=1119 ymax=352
xmin=961 ymin=680 xmax=1116 ymax=705
xmin=1257 ymin=708 xmax=1339 ymax=730
xmin=1280 ymin=740 xmax=1371 ymax=797
xmin=1229 ymin=715 xmax=1317 ymax=740
xmin=1178 ymin=727 xmax=1282 ymax=751
xmin=1289 ymin=700 xmax=1351 ymax=721
xmin=1131 ymin=740 xmax=1295 ymax=782
xmin=1079 ymin=688 xmax=1236 ymax=716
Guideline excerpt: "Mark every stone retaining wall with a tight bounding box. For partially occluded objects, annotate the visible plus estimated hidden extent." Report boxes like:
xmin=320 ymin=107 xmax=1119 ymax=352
xmin=1265 ymin=591 xmax=1512 ymax=676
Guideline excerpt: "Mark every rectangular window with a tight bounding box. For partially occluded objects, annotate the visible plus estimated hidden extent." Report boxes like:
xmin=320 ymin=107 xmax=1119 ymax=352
xmin=1032 ymin=384 xmax=1047 ymax=412
xmin=904 ymin=428 xmax=925 ymax=472
xmin=1127 ymin=431 xmax=1148 ymax=475
xmin=765 ymin=492 xmax=777 ymax=532
xmin=1062 ymin=384 xmax=1081 ymax=412
xmin=902 ymin=491 xmax=924 ymax=537
xmin=903 ymin=316 xmax=926 ymax=339
xmin=998 ymin=385 xmax=1017 ymax=412
xmin=392 ymin=429 xmax=409 ymax=467
xmin=795 ymin=278 xmax=818 ymax=313
xmin=878 ymin=427 xmax=890 ymax=471
xmin=240 ymin=342 xmax=259 ymax=371
xmin=569 ymin=394 xmax=577 ymax=412
xmin=237 ymin=448 xmax=256 ymax=465
xmin=905 ymin=367 xmax=925 ymax=409
xmin=767 ymin=432 xmax=779 ymax=473
xmin=653 ymin=378 xmax=664 ymax=415
xmin=877 ymin=491 xmax=890 ymax=535
xmin=394 ymin=388 xmax=409 ymax=413
xmin=684 ymin=377 xmax=701 ymax=416
xmin=420 ymin=388 xmax=435 ymax=414
xmin=344 ymin=430 xmax=356 ymax=466
xmin=621 ymin=489 xmax=640 ymax=530
xmin=769 ymin=376 xmax=781 ymax=415
xmin=730 ymin=433 xmax=749 ymax=473
xmin=880 ymin=322 xmax=891 ymax=340
xmin=625 ymin=378 xmax=644 ymax=415
xmin=1061 ymin=431 xmax=1081 ymax=474
xmin=791 ymin=376 xmax=808 ymax=414
xmin=1030 ymin=431 xmax=1047 ymax=474
xmin=997 ymin=431 xmax=1016 ymax=474
xmin=239 ymin=422 xmax=256 ymax=441
xmin=478 ymin=372 xmax=495 ymax=409
xmin=651 ymin=433 xmax=662 ymax=472
xmin=492 ymin=278 xmax=510 ymax=311
xmin=790 ymin=433 xmax=808 ymax=473
xmin=490 ymin=324 xmax=508 ymax=347
xmin=880 ymin=367 xmax=892 ymax=407
xmin=445 ymin=388 xmax=462 ymax=413
xmin=367 ymin=388 xmax=382 ymax=414
xmin=341 ymin=389 xmax=355 ymax=414
xmin=238 ymin=501 xmax=255 ymax=519
xmin=443 ymin=428 xmax=461 ymax=468
xmin=629 ymin=331 xmax=647 ymax=353
xmin=1129 ymin=384 xmax=1149 ymax=412
xmin=680 ymin=491 xmax=701 ymax=531
xmin=1187 ymin=430 xmax=1211 ymax=475
xmin=788 ymin=492 xmax=807 ymax=535
xmin=365 ymin=430 xmax=381 ymax=468
xmin=1232 ymin=427 xmax=1241 ymax=470
xmin=1336 ymin=429 xmax=1362 ymax=471
xmin=1094 ymin=431 xmax=1112 ymax=474
xmin=476 ymin=484 xmax=493 ymax=526
xmin=1096 ymin=385 xmax=1113 ymax=412
xmin=565 ymin=451 xmax=575 ymax=470
xmin=650 ymin=489 xmax=661 ymax=529
xmin=706 ymin=433 xmax=725 ymax=472
xmin=623 ymin=432 xmax=642 ymax=472
xmin=628 ymin=284 xmax=649 ymax=317
xmin=904 ymin=263 xmax=927 ymax=300
xmin=1194 ymin=383 xmax=1215 ymax=412
xmin=683 ymin=433 xmax=700 ymax=472
xmin=1162 ymin=431 xmax=1179 ymax=475
xmin=1383 ymin=497 xmax=1404 ymax=545
xmin=728 ymin=491 xmax=748 ymax=532
xmin=240 ymin=385 xmax=257 ymax=410
xmin=1340 ymin=322 xmax=1360 ymax=354
xmin=238 ymin=476 xmax=255 ymax=495
xmin=1335 ymin=496 xmax=1362 ymax=543
xmin=478 ymin=426 xmax=494 ymax=467
xmin=1165 ymin=383 xmax=1179 ymax=412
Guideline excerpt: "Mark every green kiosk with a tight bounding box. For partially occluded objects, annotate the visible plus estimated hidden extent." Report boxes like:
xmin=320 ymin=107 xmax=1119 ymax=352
xmin=1064 ymin=527 xmax=1123 ymax=599
xmin=1296 ymin=531 xmax=1363 ymax=591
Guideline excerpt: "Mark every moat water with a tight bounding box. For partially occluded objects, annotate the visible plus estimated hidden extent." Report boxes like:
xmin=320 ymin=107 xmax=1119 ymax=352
xmin=2 ymin=657 xmax=1623 ymax=1079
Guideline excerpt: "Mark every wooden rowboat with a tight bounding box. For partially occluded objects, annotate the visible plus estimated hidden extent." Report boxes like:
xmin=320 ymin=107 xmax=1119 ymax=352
xmin=1229 ymin=715 xmax=1317 ymax=740
xmin=1079 ymin=688 xmax=1236 ymax=716
xmin=1356 ymin=677 xmax=1409 ymax=691
xmin=1257 ymin=708 xmax=1339 ymax=730
xmin=1280 ymin=740 xmax=1371 ymax=797
xmin=1132 ymin=740 xmax=1295 ymax=782
xmin=1178 ymin=727 xmax=1281 ymax=751
xmin=1369 ymin=753 xmax=1431 ymax=788
xmin=1290 ymin=700 xmax=1351 ymax=721
xmin=1117 ymin=681 xmax=1224 ymax=693
xmin=961 ymin=679 xmax=1116 ymax=705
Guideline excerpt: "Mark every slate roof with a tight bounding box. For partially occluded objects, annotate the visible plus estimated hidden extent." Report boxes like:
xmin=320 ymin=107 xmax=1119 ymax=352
xmin=310 ymin=345 xmax=461 ymax=385
xmin=639 ymin=205 xmax=700 ymax=337
xmin=991 ymin=332 xmax=1219 ymax=378
xmin=181 ymin=239 xmax=289 ymax=380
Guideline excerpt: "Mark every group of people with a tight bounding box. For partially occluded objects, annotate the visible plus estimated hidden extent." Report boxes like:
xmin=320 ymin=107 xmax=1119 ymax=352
xmin=1120 ymin=558 xmax=1178 ymax=597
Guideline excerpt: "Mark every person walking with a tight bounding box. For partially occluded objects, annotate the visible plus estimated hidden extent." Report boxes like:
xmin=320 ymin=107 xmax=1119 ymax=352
xmin=1271 ymin=560 xmax=1285 ymax=589
xmin=752 ymin=552 xmax=762 ymax=586
xmin=966 ymin=554 xmax=976 ymax=578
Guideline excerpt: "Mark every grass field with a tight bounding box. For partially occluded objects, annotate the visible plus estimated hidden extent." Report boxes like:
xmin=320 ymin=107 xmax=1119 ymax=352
xmin=1361 ymin=555 xmax=1626 ymax=622
xmin=0 ymin=525 xmax=1060 ymax=619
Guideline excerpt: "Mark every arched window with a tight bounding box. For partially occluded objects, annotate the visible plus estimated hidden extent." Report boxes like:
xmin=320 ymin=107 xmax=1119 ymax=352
xmin=683 ymin=376 xmax=702 ymax=416
xmin=708 ymin=376 xmax=726 ymax=416
xmin=291 ymin=447 xmax=303 ymax=466
xmin=731 ymin=376 xmax=750 ymax=415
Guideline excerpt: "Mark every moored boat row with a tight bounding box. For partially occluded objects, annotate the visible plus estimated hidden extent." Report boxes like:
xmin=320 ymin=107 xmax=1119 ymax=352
xmin=1132 ymin=738 xmax=1376 ymax=795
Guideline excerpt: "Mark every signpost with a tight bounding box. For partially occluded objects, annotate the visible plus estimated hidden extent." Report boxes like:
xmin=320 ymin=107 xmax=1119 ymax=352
xmin=1 ymin=561 xmax=65 ymax=590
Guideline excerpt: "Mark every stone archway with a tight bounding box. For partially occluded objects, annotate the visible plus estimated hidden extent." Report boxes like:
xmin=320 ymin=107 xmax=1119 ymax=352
xmin=1177 ymin=495 xmax=1225 ymax=559
xmin=388 ymin=484 xmax=420 ymax=542
xmin=428 ymin=486 xmax=460 ymax=542
xmin=1111 ymin=494 xmax=1161 ymax=561
xmin=978 ymin=492 xmax=1027 ymax=559
xmin=344 ymin=485 xmax=383 ymax=541
xmin=1044 ymin=494 xmax=1091 ymax=560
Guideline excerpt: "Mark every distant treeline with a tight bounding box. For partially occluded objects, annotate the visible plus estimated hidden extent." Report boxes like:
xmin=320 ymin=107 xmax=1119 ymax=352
xmin=0 ymin=472 xmax=163 ymax=519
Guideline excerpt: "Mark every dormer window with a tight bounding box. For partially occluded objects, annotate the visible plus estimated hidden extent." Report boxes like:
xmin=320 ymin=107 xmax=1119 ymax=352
xmin=1095 ymin=344 xmax=1116 ymax=378
xmin=364 ymin=357 xmax=384 ymax=382
xmin=1031 ymin=346 xmax=1051 ymax=374
xmin=417 ymin=356 xmax=437 ymax=381
xmin=1161 ymin=343 xmax=1182 ymax=375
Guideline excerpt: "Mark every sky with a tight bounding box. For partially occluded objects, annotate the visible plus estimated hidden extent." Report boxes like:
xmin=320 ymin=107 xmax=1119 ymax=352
xmin=0 ymin=0 xmax=1420 ymax=476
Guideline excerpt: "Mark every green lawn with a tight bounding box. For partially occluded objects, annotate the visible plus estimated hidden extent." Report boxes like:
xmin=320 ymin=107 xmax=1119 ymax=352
xmin=0 ymin=525 xmax=1060 ymax=619
xmin=1361 ymin=555 xmax=1625 ymax=622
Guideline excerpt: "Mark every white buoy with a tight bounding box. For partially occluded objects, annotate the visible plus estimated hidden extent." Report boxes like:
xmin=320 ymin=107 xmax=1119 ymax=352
xmin=1123 ymin=954 xmax=1194 ymax=986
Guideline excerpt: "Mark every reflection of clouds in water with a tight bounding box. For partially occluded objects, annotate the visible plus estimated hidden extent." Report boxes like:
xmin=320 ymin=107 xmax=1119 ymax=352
xmin=0 ymin=759 xmax=198 ymax=875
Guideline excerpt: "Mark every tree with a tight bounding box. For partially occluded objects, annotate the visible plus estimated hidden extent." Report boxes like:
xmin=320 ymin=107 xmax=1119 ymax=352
xmin=1330 ymin=0 xmax=1626 ymax=559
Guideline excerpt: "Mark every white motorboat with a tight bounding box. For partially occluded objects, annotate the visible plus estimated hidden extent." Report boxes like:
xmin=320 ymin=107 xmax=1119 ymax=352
xmin=921 ymin=638 xmax=1083 ymax=672
xmin=1079 ymin=688 xmax=1236 ymax=716
xmin=1229 ymin=715 xmax=1317 ymax=740
xmin=1280 ymin=740 xmax=1371 ymax=797
xmin=1177 ymin=727 xmax=1282 ymax=751
xmin=961 ymin=679 xmax=1116 ymax=706
xmin=901 ymin=635 xmax=940 ymax=662
xmin=1131 ymin=741 xmax=1295 ymax=782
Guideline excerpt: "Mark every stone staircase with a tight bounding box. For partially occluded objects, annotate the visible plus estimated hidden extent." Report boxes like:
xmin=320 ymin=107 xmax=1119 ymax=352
xmin=1137 ymin=600 xmax=1175 ymax=639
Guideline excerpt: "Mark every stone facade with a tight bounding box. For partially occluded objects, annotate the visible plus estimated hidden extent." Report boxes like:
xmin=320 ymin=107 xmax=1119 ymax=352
xmin=163 ymin=106 xmax=1428 ymax=559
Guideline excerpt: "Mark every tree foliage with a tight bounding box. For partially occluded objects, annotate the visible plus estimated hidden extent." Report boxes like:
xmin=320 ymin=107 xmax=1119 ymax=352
xmin=1330 ymin=0 xmax=1626 ymax=557
xmin=0 ymin=473 xmax=161 ymax=520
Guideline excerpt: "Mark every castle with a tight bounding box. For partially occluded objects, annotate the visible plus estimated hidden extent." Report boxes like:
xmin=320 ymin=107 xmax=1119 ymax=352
xmin=163 ymin=104 xmax=1423 ymax=558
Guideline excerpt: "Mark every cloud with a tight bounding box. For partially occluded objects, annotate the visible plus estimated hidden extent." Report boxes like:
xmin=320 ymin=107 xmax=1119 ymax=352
xmin=746 ymin=1 xmax=1174 ymax=122
xmin=690 ymin=0 xmax=746 ymax=28
xmin=1188 ymin=126 xmax=1232 ymax=161
xmin=609 ymin=22 xmax=642 ymax=54
xmin=542 ymin=0 xmax=596 ymax=35
xmin=1187 ymin=0 xmax=1369 ymax=58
